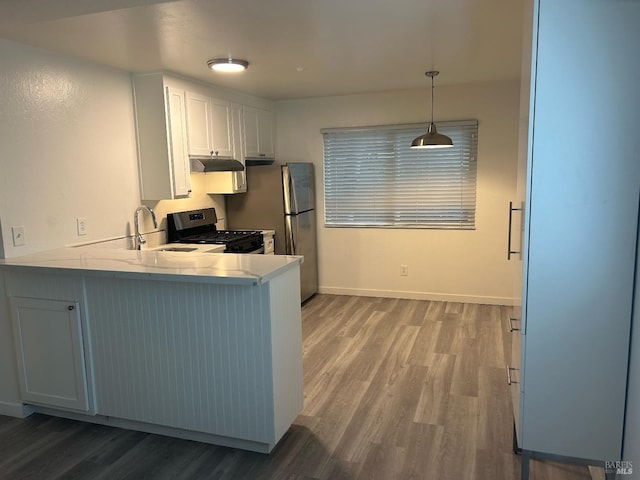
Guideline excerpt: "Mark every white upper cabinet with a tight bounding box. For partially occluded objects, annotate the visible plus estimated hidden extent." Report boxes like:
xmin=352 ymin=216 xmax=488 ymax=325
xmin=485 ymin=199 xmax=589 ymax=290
xmin=132 ymin=73 xmax=191 ymax=200
xmin=243 ymin=106 xmax=275 ymax=160
xmin=185 ymin=91 xmax=212 ymax=157
xmin=210 ymin=98 xmax=234 ymax=158
xmin=205 ymin=103 xmax=246 ymax=194
xmin=186 ymin=92 xmax=234 ymax=159
xmin=258 ymin=109 xmax=274 ymax=158
xmin=166 ymin=87 xmax=191 ymax=198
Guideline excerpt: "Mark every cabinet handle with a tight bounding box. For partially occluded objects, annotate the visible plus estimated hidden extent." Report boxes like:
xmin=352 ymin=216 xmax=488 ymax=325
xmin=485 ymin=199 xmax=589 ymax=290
xmin=259 ymin=153 xmax=266 ymax=157
xmin=507 ymin=201 xmax=522 ymax=260
xmin=67 ymin=305 xmax=75 ymax=311
xmin=508 ymin=316 xmax=521 ymax=332
xmin=506 ymin=366 xmax=519 ymax=385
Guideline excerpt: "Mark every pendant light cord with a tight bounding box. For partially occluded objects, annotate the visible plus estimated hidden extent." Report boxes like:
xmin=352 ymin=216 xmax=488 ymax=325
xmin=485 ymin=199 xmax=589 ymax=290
xmin=430 ymin=74 xmax=435 ymax=125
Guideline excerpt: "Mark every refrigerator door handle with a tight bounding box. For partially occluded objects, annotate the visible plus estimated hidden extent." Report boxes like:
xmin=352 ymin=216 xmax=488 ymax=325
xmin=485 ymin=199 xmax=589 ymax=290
xmin=291 ymin=176 xmax=300 ymax=214
xmin=285 ymin=214 xmax=296 ymax=254
xmin=282 ymin=165 xmax=297 ymax=214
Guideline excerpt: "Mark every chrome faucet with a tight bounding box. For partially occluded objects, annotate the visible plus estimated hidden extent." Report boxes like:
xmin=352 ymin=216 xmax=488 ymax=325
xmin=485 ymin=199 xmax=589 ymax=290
xmin=134 ymin=205 xmax=158 ymax=250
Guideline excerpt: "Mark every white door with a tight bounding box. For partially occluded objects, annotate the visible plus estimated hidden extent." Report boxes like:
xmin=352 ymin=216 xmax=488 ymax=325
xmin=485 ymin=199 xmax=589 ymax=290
xmin=10 ymin=297 xmax=90 ymax=412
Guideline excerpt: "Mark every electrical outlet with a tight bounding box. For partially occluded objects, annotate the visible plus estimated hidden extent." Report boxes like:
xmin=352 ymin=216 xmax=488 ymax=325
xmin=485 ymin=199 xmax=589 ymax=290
xmin=11 ymin=225 xmax=25 ymax=246
xmin=400 ymin=264 xmax=409 ymax=276
xmin=77 ymin=217 xmax=87 ymax=236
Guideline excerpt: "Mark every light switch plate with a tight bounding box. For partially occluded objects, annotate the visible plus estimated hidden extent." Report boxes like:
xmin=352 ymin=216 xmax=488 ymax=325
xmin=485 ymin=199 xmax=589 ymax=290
xmin=11 ymin=225 xmax=25 ymax=246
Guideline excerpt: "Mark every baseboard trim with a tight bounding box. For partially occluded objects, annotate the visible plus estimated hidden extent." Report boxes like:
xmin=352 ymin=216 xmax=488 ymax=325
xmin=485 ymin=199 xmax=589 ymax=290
xmin=0 ymin=401 xmax=33 ymax=418
xmin=318 ymin=286 xmax=514 ymax=306
xmin=30 ymin=406 xmax=274 ymax=453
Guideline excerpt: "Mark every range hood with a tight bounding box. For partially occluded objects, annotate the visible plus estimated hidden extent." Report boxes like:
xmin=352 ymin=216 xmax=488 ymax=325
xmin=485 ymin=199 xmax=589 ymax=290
xmin=245 ymin=157 xmax=275 ymax=166
xmin=190 ymin=155 xmax=245 ymax=172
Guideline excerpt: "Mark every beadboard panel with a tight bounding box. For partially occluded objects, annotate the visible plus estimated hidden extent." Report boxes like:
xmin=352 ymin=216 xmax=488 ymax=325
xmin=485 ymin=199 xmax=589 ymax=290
xmin=269 ymin=267 xmax=303 ymax=442
xmin=84 ymin=277 xmax=275 ymax=443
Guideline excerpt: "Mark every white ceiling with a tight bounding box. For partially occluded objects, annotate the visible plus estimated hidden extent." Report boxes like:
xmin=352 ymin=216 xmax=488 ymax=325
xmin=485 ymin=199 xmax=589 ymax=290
xmin=0 ymin=0 xmax=525 ymax=100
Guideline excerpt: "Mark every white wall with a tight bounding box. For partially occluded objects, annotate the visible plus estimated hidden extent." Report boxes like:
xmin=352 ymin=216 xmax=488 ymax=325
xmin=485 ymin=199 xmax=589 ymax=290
xmin=0 ymin=38 xmax=140 ymax=256
xmin=0 ymin=39 xmax=227 ymax=412
xmin=276 ymin=81 xmax=520 ymax=304
xmin=0 ymin=39 xmax=230 ymax=257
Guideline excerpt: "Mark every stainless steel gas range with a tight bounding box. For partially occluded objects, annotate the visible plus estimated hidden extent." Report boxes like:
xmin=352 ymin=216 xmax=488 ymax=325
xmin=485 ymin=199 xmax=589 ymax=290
xmin=167 ymin=208 xmax=264 ymax=254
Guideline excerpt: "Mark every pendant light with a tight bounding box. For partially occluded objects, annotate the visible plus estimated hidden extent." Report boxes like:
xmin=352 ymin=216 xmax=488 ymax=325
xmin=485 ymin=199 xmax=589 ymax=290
xmin=411 ymin=71 xmax=453 ymax=149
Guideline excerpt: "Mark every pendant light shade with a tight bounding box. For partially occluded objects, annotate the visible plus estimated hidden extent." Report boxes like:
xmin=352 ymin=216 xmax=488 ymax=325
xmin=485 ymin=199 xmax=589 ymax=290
xmin=411 ymin=71 xmax=453 ymax=149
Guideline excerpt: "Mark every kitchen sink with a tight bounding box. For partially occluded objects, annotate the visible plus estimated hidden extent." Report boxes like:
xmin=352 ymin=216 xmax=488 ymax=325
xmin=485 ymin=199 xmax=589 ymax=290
xmin=154 ymin=247 xmax=198 ymax=252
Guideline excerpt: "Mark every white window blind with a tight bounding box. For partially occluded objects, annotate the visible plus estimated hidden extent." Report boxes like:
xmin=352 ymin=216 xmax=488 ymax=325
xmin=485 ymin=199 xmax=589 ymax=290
xmin=322 ymin=120 xmax=478 ymax=229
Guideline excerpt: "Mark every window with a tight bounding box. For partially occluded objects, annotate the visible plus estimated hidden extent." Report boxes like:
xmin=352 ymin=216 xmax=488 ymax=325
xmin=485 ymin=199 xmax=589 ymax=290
xmin=322 ymin=121 xmax=478 ymax=229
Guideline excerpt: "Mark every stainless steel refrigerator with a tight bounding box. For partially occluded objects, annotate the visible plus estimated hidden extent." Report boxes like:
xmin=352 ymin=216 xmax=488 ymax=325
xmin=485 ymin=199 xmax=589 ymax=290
xmin=225 ymin=163 xmax=318 ymax=302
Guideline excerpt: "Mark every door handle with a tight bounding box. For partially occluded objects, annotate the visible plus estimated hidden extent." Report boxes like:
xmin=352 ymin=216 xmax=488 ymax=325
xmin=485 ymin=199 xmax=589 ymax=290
xmin=506 ymin=366 xmax=519 ymax=385
xmin=507 ymin=201 xmax=522 ymax=260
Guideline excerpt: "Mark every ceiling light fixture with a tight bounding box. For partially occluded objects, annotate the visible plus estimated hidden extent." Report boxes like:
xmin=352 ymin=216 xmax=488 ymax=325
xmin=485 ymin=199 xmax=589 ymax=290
xmin=207 ymin=58 xmax=249 ymax=73
xmin=411 ymin=70 xmax=453 ymax=149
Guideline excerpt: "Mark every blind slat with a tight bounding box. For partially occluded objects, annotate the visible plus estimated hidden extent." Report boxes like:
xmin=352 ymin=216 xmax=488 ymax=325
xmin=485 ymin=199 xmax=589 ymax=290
xmin=322 ymin=121 xmax=478 ymax=229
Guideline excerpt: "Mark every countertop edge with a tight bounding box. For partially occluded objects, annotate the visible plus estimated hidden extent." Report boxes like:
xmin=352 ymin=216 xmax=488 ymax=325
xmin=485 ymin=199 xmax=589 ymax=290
xmin=0 ymin=248 xmax=303 ymax=286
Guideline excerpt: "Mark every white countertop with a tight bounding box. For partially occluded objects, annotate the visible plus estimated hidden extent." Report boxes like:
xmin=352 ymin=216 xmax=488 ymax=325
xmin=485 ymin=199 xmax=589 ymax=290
xmin=0 ymin=247 xmax=302 ymax=286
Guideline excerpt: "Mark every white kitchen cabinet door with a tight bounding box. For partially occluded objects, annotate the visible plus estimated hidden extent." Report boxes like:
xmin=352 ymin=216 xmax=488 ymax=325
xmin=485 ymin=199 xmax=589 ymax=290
xmin=185 ymin=91 xmax=212 ymax=157
xmin=132 ymin=74 xmax=191 ymax=200
xmin=206 ymin=103 xmax=246 ymax=194
xmin=10 ymin=297 xmax=91 ymax=412
xmin=243 ymin=106 xmax=261 ymax=159
xmin=232 ymin=103 xmax=247 ymax=191
xmin=258 ymin=109 xmax=275 ymax=158
xmin=210 ymin=98 xmax=234 ymax=158
xmin=186 ymin=93 xmax=234 ymax=159
xmin=243 ymin=106 xmax=274 ymax=160
xmin=166 ymin=87 xmax=191 ymax=198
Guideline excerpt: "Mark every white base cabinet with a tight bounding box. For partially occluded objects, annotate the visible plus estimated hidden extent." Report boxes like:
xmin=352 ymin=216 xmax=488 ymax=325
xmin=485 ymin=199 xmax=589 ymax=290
xmin=1 ymin=263 xmax=302 ymax=453
xmin=5 ymin=272 xmax=94 ymax=414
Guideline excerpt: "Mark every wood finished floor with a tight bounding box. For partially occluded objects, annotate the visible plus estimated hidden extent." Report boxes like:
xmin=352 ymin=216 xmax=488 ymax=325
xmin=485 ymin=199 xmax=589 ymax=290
xmin=0 ymin=295 xmax=592 ymax=480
